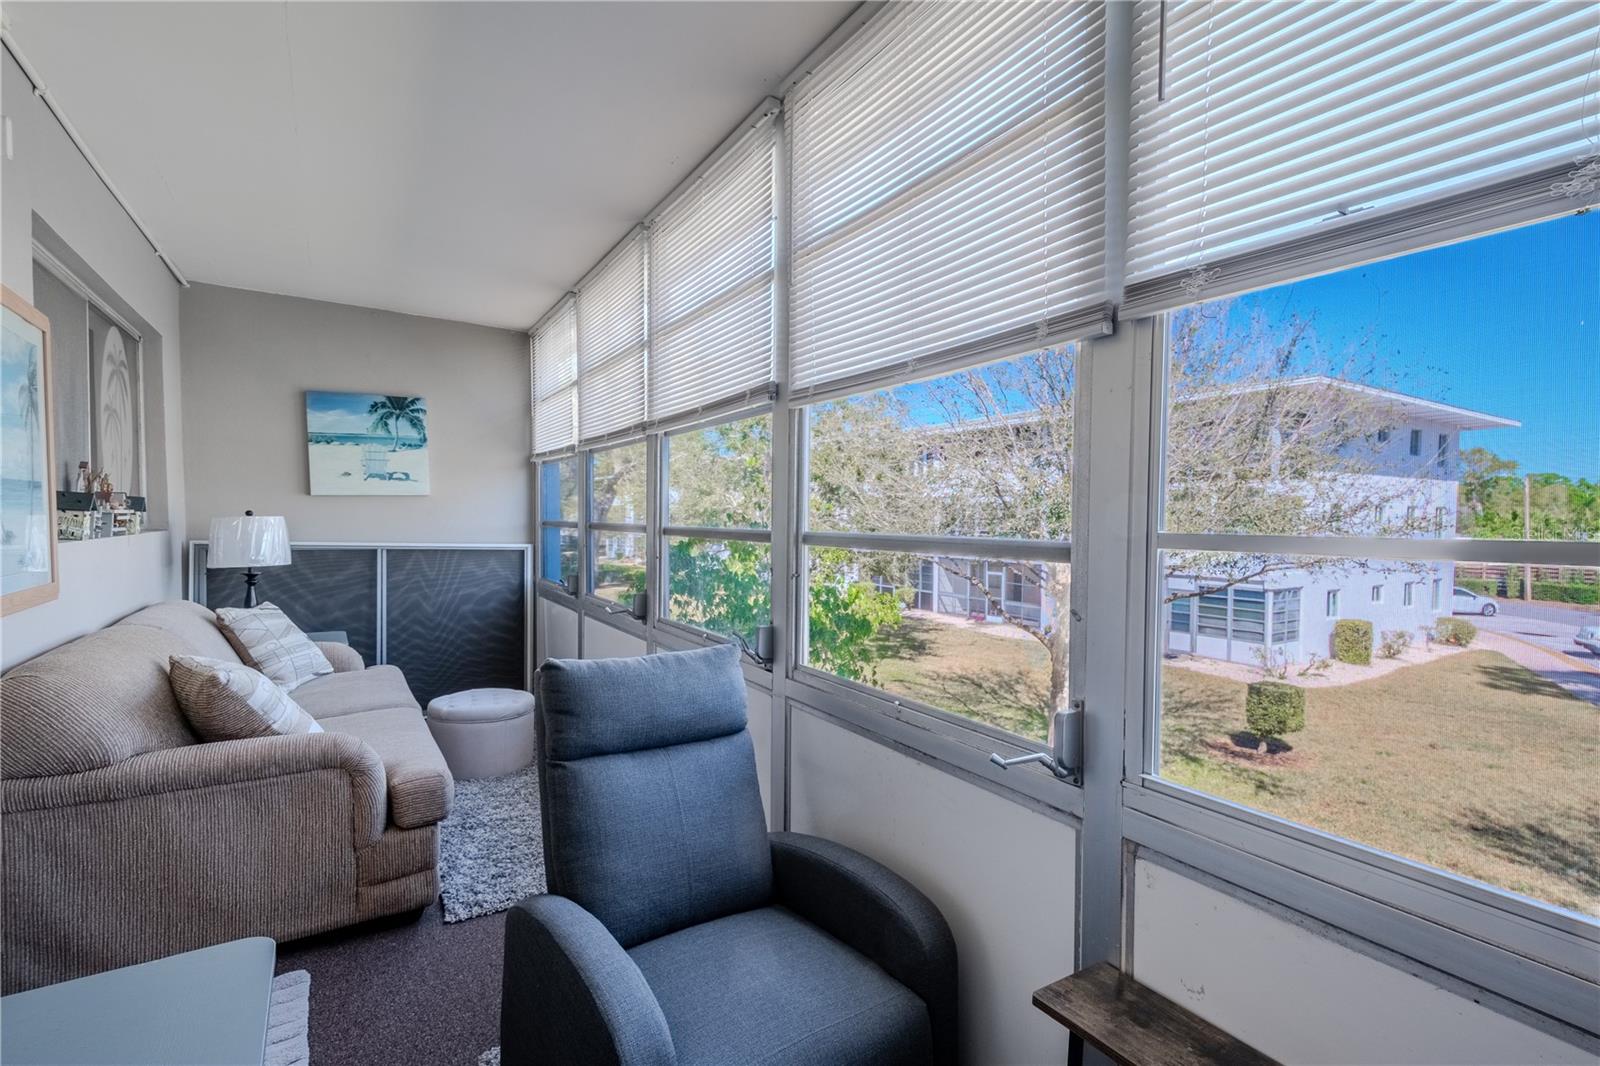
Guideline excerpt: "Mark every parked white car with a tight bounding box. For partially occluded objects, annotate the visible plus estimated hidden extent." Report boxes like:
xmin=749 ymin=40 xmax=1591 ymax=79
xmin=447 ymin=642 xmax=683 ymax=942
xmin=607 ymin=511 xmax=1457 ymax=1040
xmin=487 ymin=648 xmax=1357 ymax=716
xmin=1575 ymin=621 xmax=1600 ymax=657
xmin=1451 ymin=587 xmax=1498 ymax=616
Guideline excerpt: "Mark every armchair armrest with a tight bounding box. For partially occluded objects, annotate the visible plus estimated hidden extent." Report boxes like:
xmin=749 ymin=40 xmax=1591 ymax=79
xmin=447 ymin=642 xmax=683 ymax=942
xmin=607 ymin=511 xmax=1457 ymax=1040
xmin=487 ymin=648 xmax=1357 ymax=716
xmin=770 ymin=832 xmax=958 ymax=1064
xmin=1 ymin=732 xmax=387 ymax=848
xmin=501 ymin=894 xmax=675 ymax=1066
xmin=316 ymin=641 xmax=365 ymax=673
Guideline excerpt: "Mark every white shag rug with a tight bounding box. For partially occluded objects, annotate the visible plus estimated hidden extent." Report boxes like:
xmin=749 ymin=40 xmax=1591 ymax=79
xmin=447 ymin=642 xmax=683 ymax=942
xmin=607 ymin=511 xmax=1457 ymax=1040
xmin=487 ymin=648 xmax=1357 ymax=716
xmin=477 ymin=1048 xmax=500 ymax=1066
xmin=438 ymin=765 xmax=546 ymax=923
xmin=265 ymin=969 xmax=311 ymax=1066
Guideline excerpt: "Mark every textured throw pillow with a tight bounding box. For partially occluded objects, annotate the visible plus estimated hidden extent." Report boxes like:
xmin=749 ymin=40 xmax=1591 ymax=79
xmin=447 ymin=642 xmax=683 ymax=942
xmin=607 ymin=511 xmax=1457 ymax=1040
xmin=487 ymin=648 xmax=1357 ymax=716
xmin=214 ymin=602 xmax=334 ymax=692
xmin=169 ymin=655 xmax=323 ymax=741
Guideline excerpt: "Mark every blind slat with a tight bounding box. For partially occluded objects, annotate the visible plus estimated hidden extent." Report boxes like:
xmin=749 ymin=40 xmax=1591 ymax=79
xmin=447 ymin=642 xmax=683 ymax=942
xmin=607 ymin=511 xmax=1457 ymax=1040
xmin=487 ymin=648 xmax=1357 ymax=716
xmin=788 ymin=1 xmax=1109 ymax=396
xmin=1126 ymin=0 xmax=1599 ymax=308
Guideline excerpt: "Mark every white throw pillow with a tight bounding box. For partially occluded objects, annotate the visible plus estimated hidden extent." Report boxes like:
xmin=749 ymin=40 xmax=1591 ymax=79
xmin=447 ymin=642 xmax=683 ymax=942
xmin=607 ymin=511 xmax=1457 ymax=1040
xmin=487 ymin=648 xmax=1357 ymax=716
xmin=214 ymin=602 xmax=334 ymax=692
xmin=169 ymin=655 xmax=323 ymax=741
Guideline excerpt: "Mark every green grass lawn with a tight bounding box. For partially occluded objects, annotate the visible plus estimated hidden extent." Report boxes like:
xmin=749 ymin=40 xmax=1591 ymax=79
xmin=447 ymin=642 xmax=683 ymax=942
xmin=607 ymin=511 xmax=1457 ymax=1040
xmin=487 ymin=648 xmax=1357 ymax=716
xmin=863 ymin=616 xmax=1600 ymax=914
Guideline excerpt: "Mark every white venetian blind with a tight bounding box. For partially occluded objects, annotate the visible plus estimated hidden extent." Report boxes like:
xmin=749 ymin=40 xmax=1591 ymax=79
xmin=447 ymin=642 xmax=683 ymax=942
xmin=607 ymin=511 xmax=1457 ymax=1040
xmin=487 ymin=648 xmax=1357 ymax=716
xmin=1125 ymin=0 xmax=1600 ymax=313
xmin=649 ymin=117 xmax=778 ymax=423
xmin=577 ymin=232 xmax=647 ymax=442
xmin=788 ymin=1 xmax=1109 ymax=397
xmin=531 ymin=297 xmax=577 ymax=456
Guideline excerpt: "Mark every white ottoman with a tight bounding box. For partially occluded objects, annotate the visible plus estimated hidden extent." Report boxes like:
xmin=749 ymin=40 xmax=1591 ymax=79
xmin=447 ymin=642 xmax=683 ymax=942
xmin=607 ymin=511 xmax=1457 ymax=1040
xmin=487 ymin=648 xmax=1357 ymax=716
xmin=425 ymin=688 xmax=537 ymax=780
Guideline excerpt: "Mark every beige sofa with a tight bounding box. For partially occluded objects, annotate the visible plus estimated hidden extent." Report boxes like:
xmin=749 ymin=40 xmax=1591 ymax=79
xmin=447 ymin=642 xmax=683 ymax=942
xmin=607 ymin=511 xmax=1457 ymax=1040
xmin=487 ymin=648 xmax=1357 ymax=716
xmin=0 ymin=600 xmax=454 ymax=993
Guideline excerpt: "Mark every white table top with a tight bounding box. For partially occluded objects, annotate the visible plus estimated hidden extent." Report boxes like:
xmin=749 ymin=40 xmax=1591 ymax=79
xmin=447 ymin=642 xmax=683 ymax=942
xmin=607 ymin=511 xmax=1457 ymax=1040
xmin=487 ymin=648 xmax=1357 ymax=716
xmin=1 ymin=937 xmax=277 ymax=1066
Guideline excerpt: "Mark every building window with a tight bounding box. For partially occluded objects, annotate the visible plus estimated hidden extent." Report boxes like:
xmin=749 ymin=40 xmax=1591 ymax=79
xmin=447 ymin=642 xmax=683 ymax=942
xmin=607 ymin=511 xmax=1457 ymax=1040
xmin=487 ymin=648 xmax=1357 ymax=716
xmin=662 ymin=414 xmax=773 ymax=644
xmin=1271 ymin=588 xmax=1301 ymax=644
xmin=1436 ymin=432 xmax=1448 ymax=466
xmin=1154 ymin=213 xmax=1599 ymax=920
xmin=538 ymin=456 xmax=580 ymax=591
xmin=803 ymin=347 xmax=1075 ymax=743
xmin=588 ymin=441 xmax=646 ymax=603
xmin=1376 ymin=427 xmax=1390 ymax=443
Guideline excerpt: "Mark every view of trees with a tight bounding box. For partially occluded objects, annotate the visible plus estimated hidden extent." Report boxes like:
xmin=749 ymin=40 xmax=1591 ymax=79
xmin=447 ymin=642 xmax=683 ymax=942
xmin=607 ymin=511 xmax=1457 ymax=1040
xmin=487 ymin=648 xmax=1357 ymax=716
xmin=1458 ymin=446 xmax=1599 ymax=541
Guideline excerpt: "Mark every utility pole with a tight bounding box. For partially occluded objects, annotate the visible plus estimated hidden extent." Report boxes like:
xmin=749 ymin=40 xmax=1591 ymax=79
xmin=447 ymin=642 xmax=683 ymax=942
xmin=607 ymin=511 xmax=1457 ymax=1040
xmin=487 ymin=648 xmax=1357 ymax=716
xmin=1523 ymin=473 xmax=1532 ymax=601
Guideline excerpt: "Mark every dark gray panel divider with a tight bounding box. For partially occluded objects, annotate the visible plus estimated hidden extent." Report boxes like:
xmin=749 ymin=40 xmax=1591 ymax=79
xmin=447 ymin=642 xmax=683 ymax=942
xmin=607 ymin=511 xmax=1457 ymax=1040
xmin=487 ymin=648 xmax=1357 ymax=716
xmin=201 ymin=546 xmax=381 ymax=666
xmin=384 ymin=548 xmax=526 ymax=707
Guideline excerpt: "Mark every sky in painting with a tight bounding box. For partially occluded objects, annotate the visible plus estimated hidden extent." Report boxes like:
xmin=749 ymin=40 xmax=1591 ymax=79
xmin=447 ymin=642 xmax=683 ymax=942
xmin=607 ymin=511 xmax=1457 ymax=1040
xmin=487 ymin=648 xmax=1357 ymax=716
xmin=306 ymin=390 xmax=426 ymax=437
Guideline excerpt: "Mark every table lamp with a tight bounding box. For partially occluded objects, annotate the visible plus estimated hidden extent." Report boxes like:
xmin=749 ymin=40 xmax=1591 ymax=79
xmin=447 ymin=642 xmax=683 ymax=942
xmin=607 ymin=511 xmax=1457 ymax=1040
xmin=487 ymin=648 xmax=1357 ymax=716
xmin=207 ymin=511 xmax=292 ymax=607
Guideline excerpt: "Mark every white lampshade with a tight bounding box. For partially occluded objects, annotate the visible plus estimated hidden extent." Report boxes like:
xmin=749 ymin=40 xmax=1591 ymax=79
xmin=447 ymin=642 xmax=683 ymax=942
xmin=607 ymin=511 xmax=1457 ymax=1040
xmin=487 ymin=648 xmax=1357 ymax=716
xmin=207 ymin=513 xmax=292 ymax=569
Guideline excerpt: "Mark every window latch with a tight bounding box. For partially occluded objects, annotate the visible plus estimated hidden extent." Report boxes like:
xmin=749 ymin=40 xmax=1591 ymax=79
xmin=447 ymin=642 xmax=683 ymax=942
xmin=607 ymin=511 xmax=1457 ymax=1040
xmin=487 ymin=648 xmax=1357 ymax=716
xmin=990 ymin=704 xmax=1083 ymax=782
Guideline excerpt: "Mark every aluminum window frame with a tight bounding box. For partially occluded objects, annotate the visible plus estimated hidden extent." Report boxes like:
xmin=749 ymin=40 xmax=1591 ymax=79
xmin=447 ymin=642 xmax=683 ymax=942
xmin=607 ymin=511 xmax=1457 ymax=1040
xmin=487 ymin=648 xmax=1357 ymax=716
xmin=1128 ymin=273 xmax=1600 ymax=1033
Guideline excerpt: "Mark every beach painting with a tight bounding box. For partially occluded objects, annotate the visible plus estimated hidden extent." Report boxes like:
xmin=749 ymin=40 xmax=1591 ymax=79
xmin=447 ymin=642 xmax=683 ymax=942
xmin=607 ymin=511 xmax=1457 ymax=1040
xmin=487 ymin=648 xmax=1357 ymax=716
xmin=307 ymin=391 xmax=430 ymax=496
xmin=2 ymin=286 xmax=58 ymax=615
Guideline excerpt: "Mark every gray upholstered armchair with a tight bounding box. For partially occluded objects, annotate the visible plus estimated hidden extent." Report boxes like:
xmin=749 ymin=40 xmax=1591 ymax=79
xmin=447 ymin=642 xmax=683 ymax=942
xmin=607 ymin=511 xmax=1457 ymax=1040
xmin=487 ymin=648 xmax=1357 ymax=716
xmin=500 ymin=644 xmax=957 ymax=1066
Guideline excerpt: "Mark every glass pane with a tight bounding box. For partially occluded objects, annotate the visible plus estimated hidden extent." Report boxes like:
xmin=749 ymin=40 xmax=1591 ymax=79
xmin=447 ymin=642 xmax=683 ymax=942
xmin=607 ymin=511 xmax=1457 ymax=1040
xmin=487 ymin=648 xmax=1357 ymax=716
xmin=665 ymin=536 xmax=771 ymax=642
xmin=540 ymin=457 xmax=579 ymax=523
xmin=808 ymin=347 xmax=1076 ymax=538
xmin=540 ymin=526 xmax=578 ymax=589
xmin=1158 ymin=549 xmax=1600 ymax=915
xmin=1163 ymin=214 xmax=1598 ymax=543
xmin=807 ymin=547 xmax=1069 ymax=743
xmin=590 ymin=531 xmax=647 ymax=604
xmin=666 ymin=415 xmax=771 ymax=528
xmin=590 ymin=442 xmax=646 ymax=525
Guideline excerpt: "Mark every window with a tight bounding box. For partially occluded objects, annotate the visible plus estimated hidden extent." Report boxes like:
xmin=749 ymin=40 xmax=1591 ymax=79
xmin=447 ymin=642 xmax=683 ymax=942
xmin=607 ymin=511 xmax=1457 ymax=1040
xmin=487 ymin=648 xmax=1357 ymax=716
xmin=1155 ymin=214 xmax=1600 ymax=919
xmin=588 ymin=442 xmax=646 ymax=603
xmin=662 ymin=414 xmax=772 ymax=643
xmin=538 ymin=456 xmax=579 ymax=591
xmin=1436 ymin=432 xmax=1449 ymax=467
xmin=1376 ymin=428 xmax=1390 ymax=444
xmin=1271 ymin=589 xmax=1301 ymax=645
xmin=803 ymin=348 xmax=1075 ymax=742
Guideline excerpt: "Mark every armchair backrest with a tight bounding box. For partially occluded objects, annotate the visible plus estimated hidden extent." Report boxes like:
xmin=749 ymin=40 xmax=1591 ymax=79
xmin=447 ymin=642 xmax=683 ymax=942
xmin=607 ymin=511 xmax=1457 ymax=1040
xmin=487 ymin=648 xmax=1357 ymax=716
xmin=534 ymin=643 xmax=771 ymax=948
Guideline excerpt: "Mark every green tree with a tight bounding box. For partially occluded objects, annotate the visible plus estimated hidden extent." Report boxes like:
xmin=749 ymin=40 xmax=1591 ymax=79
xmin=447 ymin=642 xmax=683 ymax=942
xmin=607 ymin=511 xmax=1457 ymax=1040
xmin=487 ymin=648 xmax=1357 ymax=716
xmin=367 ymin=395 xmax=427 ymax=451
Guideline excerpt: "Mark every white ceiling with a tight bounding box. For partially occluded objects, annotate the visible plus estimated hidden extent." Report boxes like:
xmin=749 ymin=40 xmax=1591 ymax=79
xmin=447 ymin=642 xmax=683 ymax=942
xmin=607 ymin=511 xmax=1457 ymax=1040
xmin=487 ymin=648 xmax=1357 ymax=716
xmin=3 ymin=1 xmax=853 ymax=329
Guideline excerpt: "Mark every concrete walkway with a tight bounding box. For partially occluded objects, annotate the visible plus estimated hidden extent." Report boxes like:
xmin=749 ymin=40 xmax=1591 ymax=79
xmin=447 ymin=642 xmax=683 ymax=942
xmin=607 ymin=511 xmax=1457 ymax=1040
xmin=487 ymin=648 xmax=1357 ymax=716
xmin=1475 ymin=630 xmax=1600 ymax=706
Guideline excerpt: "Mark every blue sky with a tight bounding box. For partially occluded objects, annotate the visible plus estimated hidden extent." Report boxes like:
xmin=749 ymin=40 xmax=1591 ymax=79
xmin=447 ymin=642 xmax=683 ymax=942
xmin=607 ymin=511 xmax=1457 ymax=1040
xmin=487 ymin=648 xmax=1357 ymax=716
xmin=306 ymin=390 xmax=425 ymax=436
xmin=1230 ymin=212 xmax=1598 ymax=480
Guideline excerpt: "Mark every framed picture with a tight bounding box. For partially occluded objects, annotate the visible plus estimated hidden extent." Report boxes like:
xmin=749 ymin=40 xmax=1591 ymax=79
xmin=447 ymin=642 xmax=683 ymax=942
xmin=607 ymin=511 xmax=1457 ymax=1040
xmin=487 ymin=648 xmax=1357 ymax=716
xmin=2 ymin=286 xmax=58 ymax=615
xmin=306 ymin=390 xmax=430 ymax=496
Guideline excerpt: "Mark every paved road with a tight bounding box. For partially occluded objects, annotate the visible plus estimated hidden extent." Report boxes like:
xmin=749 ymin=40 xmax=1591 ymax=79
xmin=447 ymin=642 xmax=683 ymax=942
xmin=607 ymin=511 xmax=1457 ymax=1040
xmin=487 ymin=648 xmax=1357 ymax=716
xmin=1463 ymin=598 xmax=1600 ymax=704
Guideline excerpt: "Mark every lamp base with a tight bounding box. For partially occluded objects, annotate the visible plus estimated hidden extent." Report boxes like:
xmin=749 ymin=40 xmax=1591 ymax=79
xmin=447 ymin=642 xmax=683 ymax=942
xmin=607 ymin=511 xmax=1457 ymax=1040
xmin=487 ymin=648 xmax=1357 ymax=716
xmin=243 ymin=569 xmax=260 ymax=609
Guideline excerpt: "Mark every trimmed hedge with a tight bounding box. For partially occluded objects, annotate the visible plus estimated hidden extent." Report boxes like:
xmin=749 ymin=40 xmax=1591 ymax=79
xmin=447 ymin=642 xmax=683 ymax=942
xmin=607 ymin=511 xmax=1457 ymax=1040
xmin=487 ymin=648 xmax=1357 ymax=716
xmin=1435 ymin=617 xmax=1477 ymax=646
xmin=1332 ymin=619 xmax=1373 ymax=665
xmin=1246 ymin=681 xmax=1306 ymax=744
xmin=1532 ymin=581 xmax=1599 ymax=605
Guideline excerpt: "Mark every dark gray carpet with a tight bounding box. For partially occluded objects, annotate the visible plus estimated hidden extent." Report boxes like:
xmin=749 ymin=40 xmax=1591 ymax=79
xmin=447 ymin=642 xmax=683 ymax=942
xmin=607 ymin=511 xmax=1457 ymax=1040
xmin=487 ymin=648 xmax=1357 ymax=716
xmin=275 ymin=902 xmax=504 ymax=1066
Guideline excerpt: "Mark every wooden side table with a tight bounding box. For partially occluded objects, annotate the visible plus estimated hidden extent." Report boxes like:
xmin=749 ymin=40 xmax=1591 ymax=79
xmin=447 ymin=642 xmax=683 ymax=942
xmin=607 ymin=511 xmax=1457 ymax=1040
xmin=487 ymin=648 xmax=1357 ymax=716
xmin=1 ymin=937 xmax=277 ymax=1065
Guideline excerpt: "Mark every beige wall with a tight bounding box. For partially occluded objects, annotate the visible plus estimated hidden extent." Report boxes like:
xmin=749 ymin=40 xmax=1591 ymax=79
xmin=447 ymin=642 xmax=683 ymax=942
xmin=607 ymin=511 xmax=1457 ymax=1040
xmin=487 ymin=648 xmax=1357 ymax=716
xmin=180 ymin=283 xmax=531 ymax=548
xmin=1 ymin=51 xmax=186 ymax=669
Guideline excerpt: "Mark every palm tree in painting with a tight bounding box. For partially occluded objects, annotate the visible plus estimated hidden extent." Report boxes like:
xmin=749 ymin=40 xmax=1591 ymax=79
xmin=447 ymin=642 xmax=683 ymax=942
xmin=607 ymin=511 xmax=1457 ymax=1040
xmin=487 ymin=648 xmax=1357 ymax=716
xmin=367 ymin=395 xmax=427 ymax=452
xmin=15 ymin=360 xmax=45 ymax=568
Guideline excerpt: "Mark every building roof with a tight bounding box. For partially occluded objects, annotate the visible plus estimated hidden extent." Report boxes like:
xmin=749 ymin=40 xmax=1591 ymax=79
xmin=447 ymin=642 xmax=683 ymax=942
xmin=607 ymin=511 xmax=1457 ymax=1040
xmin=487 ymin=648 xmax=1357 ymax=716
xmin=1182 ymin=375 xmax=1520 ymax=432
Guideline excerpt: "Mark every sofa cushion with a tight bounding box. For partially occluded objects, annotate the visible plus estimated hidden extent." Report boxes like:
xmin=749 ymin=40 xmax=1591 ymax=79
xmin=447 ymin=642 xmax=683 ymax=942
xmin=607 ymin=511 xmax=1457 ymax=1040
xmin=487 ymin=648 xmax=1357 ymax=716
xmin=628 ymin=906 xmax=931 ymax=1066
xmin=323 ymin=707 xmax=452 ymax=828
xmin=292 ymin=665 xmax=419 ymax=720
xmin=116 ymin=600 xmax=241 ymax=663
xmin=169 ymin=655 xmax=322 ymax=741
xmin=1 ymin=626 xmax=197 ymax=779
xmin=214 ymin=603 xmax=333 ymax=692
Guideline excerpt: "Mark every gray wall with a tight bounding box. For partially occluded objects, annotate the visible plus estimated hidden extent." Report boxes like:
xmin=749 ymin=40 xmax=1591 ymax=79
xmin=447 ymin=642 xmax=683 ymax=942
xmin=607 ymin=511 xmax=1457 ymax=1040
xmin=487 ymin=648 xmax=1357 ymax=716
xmin=180 ymin=283 xmax=531 ymax=546
xmin=1 ymin=49 xmax=186 ymax=668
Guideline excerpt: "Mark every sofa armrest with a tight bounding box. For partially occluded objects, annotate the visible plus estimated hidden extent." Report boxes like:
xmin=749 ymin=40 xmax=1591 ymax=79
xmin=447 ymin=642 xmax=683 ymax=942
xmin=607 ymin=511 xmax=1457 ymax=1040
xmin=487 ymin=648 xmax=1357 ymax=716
xmin=2 ymin=732 xmax=387 ymax=848
xmin=316 ymin=641 xmax=365 ymax=673
xmin=770 ymin=832 xmax=958 ymax=1064
xmin=501 ymin=894 xmax=675 ymax=1066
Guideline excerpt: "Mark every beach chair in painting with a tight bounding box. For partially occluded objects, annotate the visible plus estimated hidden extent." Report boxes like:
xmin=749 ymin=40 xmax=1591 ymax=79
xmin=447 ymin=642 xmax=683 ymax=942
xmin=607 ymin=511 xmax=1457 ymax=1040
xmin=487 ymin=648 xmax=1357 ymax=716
xmin=362 ymin=444 xmax=413 ymax=481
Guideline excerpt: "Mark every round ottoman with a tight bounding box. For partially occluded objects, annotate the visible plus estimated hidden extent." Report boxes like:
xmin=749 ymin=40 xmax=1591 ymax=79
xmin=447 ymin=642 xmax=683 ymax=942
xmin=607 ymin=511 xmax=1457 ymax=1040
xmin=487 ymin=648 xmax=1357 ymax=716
xmin=425 ymin=688 xmax=537 ymax=780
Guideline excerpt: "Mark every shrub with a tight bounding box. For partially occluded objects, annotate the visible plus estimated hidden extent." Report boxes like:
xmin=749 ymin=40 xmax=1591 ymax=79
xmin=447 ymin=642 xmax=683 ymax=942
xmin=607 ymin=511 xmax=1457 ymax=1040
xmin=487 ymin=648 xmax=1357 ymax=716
xmin=1297 ymin=653 xmax=1331 ymax=678
xmin=1332 ymin=619 xmax=1374 ymax=665
xmin=1532 ymin=581 xmax=1599 ymax=605
xmin=1455 ymin=577 xmax=1496 ymax=597
xmin=1378 ymin=629 xmax=1412 ymax=659
xmin=1435 ymin=617 xmax=1477 ymax=646
xmin=1245 ymin=681 xmax=1306 ymax=751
